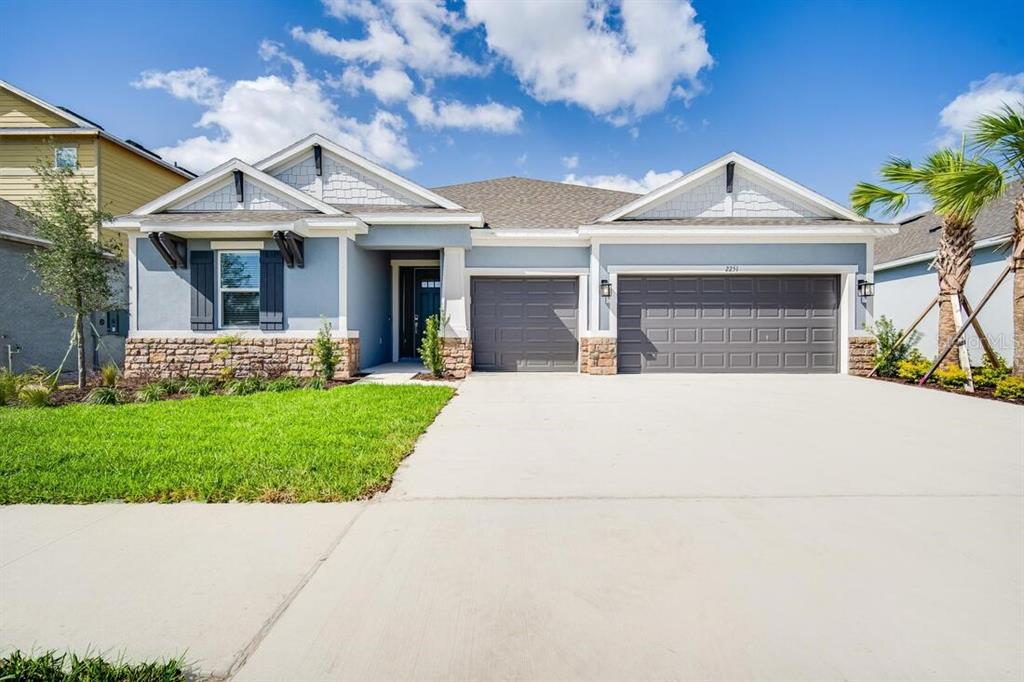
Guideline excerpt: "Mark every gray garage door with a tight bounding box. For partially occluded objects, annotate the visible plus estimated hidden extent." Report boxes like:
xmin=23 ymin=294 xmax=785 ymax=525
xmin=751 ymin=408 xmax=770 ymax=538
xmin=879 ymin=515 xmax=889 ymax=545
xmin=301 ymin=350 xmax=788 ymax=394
xmin=471 ymin=277 xmax=579 ymax=372
xmin=617 ymin=275 xmax=839 ymax=373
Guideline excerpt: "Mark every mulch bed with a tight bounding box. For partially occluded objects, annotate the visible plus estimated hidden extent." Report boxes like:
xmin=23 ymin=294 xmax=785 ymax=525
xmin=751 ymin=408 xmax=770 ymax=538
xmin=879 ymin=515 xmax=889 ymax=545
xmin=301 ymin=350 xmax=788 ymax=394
xmin=47 ymin=376 xmax=360 ymax=406
xmin=412 ymin=372 xmax=460 ymax=382
xmin=869 ymin=375 xmax=1023 ymax=405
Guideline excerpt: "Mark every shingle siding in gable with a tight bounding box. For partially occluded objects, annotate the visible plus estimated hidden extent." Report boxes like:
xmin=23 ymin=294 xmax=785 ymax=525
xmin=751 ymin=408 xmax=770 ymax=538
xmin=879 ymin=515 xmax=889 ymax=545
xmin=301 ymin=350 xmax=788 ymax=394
xmin=273 ymin=154 xmax=318 ymax=195
xmin=176 ymin=182 xmax=235 ymax=211
xmin=243 ymin=179 xmax=303 ymax=210
xmin=322 ymin=154 xmax=417 ymax=206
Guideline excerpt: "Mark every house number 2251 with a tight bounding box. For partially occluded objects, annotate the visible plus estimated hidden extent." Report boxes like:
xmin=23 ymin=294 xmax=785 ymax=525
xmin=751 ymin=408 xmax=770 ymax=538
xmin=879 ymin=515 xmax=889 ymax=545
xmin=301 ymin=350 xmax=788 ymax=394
xmin=724 ymin=265 xmax=740 ymax=272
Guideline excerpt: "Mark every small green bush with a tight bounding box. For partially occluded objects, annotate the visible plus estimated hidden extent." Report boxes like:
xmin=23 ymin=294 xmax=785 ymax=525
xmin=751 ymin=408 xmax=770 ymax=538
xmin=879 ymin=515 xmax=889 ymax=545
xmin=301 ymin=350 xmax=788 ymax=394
xmin=135 ymin=383 xmax=168 ymax=403
xmin=994 ymin=375 xmax=1024 ymax=401
xmin=896 ymin=356 xmax=932 ymax=382
xmin=0 ymin=649 xmax=186 ymax=682
xmin=183 ymin=377 xmax=216 ymax=397
xmin=973 ymin=355 xmax=1010 ymax=388
xmin=156 ymin=377 xmax=186 ymax=395
xmin=85 ymin=386 xmax=121 ymax=405
xmin=100 ymin=362 xmax=119 ymax=388
xmin=211 ymin=334 xmax=242 ymax=346
xmin=311 ymin=317 xmax=337 ymax=381
xmin=419 ymin=312 xmax=448 ymax=378
xmin=934 ymin=366 xmax=969 ymax=389
xmin=0 ymin=369 xmax=20 ymax=406
xmin=267 ymin=376 xmax=301 ymax=392
xmin=224 ymin=376 xmax=266 ymax=396
xmin=868 ymin=315 xmax=922 ymax=377
xmin=18 ymin=383 xmax=52 ymax=407
xmin=304 ymin=375 xmax=326 ymax=390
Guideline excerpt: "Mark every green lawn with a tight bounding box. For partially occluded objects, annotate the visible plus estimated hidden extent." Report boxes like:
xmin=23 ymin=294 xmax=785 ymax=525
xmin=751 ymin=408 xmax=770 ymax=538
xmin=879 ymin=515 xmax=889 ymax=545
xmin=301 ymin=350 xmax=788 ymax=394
xmin=0 ymin=384 xmax=454 ymax=504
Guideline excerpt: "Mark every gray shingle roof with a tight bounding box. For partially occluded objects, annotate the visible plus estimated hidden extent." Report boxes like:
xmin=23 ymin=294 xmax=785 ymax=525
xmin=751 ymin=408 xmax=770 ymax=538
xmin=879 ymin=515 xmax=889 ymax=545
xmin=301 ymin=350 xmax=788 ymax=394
xmin=617 ymin=217 xmax=868 ymax=226
xmin=875 ymin=181 xmax=1020 ymax=264
xmin=431 ymin=176 xmax=639 ymax=228
xmin=139 ymin=210 xmax=317 ymax=225
xmin=0 ymin=198 xmax=41 ymax=241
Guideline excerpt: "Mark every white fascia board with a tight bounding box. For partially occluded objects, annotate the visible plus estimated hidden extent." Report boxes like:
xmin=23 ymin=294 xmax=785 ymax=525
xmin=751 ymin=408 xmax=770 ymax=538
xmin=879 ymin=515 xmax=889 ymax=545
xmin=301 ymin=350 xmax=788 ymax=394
xmin=579 ymin=224 xmax=898 ymax=238
xmin=875 ymin=233 xmax=1012 ymax=271
xmin=132 ymin=159 xmax=343 ymax=216
xmin=597 ymin=151 xmax=867 ymax=223
xmin=254 ymin=133 xmax=464 ymax=210
xmin=0 ymin=229 xmax=52 ymax=247
xmin=357 ymin=212 xmax=484 ymax=227
xmin=472 ymin=228 xmax=584 ymax=242
xmin=0 ymin=80 xmax=96 ymax=128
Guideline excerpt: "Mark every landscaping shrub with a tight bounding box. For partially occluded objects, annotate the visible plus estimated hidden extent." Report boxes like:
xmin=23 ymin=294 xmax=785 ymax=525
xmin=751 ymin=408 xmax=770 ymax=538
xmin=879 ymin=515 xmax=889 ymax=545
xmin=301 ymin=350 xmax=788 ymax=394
xmin=311 ymin=317 xmax=337 ymax=381
xmin=896 ymin=356 xmax=932 ymax=382
xmin=100 ymin=362 xmax=119 ymax=388
xmin=156 ymin=377 xmax=186 ymax=395
xmin=0 ymin=649 xmax=186 ymax=681
xmin=135 ymin=383 xmax=168 ymax=403
xmin=0 ymin=369 xmax=20 ymax=406
xmin=267 ymin=376 xmax=301 ymax=392
xmin=304 ymin=375 xmax=326 ymax=390
xmin=868 ymin=315 xmax=922 ymax=377
xmin=994 ymin=375 xmax=1024 ymax=401
xmin=419 ymin=312 xmax=448 ymax=377
xmin=18 ymin=383 xmax=52 ymax=407
xmin=973 ymin=355 xmax=1010 ymax=388
xmin=934 ymin=366 xmax=969 ymax=389
xmin=224 ymin=376 xmax=267 ymax=396
xmin=85 ymin=386 xmax=121 ymax=405
xmin=183 ymin=377 xmax=216 ymax=397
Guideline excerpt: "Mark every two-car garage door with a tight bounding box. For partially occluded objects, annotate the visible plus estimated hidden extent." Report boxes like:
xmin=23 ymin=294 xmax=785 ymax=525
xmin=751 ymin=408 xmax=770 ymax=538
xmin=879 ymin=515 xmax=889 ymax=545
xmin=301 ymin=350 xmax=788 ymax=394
xmin=617 ymin=275 xmax=839 ymax=373
xmin=468 ymin=274 xmax=839 ymax=374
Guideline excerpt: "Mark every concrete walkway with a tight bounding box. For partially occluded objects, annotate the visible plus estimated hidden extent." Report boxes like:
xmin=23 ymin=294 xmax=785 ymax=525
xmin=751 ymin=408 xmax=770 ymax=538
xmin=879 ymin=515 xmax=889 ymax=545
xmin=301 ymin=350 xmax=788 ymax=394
xmin=2 ymin=374 xmax=1021 ymax=681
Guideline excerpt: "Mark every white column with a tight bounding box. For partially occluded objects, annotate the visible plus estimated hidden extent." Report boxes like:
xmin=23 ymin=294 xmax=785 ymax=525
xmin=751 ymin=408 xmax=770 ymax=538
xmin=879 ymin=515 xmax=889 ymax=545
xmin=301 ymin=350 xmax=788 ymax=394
xmin=127 ymin=234 xmax=138 ymax=333
xmin=338 ymin=236 xmax=348 ymax=334
xmin=441 ymin=247 xmax=469 ymax=337
xmin=589 ymin=241 xmax=601 ymax=332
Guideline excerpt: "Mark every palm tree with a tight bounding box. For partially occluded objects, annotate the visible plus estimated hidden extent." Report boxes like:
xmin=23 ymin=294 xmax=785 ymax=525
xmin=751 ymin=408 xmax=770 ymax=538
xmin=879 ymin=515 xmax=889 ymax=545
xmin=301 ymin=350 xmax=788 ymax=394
xmin=971 ymin=104 xmax=1024 ymax=375
xmin=851 ymin=146 xmax=1004 ymax=369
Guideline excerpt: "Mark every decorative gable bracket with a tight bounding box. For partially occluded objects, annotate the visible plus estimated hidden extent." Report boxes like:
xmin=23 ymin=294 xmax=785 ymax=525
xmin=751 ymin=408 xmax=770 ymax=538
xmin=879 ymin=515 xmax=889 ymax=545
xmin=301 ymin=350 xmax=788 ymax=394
xmin=148 ymin=232 xmax=187 ymax=269
xmin=272 ymin=230 xmax=304 ymax=268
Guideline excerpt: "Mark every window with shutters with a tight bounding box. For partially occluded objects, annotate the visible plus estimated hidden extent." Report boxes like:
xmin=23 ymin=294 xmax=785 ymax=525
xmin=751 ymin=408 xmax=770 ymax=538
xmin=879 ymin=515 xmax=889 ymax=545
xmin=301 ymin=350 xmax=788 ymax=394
xmin=218 ymin=251 xmax=260 ymax=328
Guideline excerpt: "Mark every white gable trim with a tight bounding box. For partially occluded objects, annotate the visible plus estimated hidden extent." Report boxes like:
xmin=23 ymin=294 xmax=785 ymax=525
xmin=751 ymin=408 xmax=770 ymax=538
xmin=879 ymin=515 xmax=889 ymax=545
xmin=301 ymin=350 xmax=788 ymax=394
xmin=0 ymin=79 xmax=96 ymax=129
xmin=255 ymin=134 xmax=463 ymax=210
xmin=598 ymin=152 xmax=866 ymax=223
xmin=131 ymin=159 xmax=343 ymax=216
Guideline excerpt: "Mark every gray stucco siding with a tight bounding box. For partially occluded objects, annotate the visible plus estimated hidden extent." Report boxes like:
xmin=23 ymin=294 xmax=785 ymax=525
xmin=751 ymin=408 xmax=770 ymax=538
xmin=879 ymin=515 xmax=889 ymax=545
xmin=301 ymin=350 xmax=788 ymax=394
xmin=465 ymin=246 xmax=590 ymax=269
xmin=355 ymin=225 xmax=471 ymax=250
xmin=875 ymin=244 xmax=1012 ymax=362
xmin=346 ymin=242 xmax=391 ymax=368
xmin=135 ymin=237 xmax=340 ymax=332
xmin=598 ymin=243 xmax=868 ymax=330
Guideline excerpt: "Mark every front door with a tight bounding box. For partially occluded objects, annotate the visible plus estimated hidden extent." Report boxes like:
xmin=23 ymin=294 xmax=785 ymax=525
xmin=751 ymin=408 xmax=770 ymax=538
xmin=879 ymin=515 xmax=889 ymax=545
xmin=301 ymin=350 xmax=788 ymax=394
xmin=399 ymin=267 xmax=441 ymax=358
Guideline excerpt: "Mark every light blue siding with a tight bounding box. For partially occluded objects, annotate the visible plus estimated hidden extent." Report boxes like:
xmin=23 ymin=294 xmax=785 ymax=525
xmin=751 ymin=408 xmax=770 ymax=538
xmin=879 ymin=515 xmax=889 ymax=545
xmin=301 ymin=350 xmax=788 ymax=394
xmin=875 ymin=245 xmax=1012 ymax=362
xmin=347 ymin=241 xmax=391 ymax=368
xmin=355 ymin=225 xmax=471 ymax=249
xmin=598 ymin=243 xmax=868 ymax=330
xmin=136 ymin=237 xmax=195 ymax=330
xmin=284 ymin=237 xmax=339 ymax=330
xmin=465 ymin=246 xmax=590 ymax=268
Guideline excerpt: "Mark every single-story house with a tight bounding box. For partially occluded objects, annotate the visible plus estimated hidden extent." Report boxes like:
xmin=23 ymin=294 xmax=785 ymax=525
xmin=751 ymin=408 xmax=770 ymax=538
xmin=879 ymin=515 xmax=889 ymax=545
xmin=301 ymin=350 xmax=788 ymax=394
xmin=105 ymin=134 xmax=895 ymax=378
xmin=874 ymin=183 xmax=1019 ymax=364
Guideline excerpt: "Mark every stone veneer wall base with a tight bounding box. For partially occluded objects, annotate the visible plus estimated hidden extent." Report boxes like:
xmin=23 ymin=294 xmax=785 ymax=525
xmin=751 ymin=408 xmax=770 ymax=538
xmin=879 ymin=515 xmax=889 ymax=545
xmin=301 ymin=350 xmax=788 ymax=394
xmin=124 ymin=337 xmax=359 ymax=380
xmin=580 ymin=337 xmax=617 ymax=375
xmin=441 ymin=337 xmax=472 ymax=379
xmin=848 ymin=335 xmax=877 ymax=377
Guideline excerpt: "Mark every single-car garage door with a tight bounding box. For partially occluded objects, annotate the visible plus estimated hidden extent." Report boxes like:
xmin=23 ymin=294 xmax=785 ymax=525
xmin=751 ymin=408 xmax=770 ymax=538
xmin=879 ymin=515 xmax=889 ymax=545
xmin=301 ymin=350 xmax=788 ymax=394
xmin=471 ymin=277 xmax=579 ymax=371
xmin=617 ymin=275 xmax=839 ymax=373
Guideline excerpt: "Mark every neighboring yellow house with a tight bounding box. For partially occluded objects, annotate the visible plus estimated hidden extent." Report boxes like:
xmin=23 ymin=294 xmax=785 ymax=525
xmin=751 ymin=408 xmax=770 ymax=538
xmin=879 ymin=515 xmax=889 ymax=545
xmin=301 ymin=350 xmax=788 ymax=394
xmin=0 ymin=79 xmax=193 ymax=373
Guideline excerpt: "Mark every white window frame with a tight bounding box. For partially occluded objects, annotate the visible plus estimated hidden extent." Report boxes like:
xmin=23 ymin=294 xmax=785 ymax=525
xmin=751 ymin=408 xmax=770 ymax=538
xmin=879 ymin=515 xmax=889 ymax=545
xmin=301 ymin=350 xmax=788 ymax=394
xmin=54 ymin=145 xmax=78 ymax=169
xmin=217 ymin=250 xmax=260 ymax=329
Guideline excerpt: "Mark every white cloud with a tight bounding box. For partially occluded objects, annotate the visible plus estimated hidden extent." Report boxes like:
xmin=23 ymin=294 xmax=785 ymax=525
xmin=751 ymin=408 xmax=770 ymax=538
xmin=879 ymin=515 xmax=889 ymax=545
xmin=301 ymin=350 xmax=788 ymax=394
xmin=132 ymin=67 xmax=224 ymax=106
xmin=629 ymin=127 xmax=640 ymax=140
xmin=516 ymin=152 xmax=528 ymax=166
xmin=561 ymin=153 xmax=579 ymax=170
xmin=142 ymin=41 xmax=417 ymax=172
xmin=464 ymin=0 xmax=712 ymax=122
xmin=407 ymin=95 xmax=521 ymax=133
xmin=563 ymin=169 xmax=684 ymax=194
xmin=937 ymin=72 xmax=1024 ymax=146
xmin=338 ymin=66 xmax=414 ymax=103
xmin=292 ymin=0 xmax=485 ymax=77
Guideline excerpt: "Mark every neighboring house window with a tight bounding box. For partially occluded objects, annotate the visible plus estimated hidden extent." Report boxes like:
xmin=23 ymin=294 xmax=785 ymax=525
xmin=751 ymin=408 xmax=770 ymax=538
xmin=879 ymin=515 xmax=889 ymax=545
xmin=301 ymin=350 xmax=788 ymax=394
xmin=54 ymin=146 xmax=77 ymax=169
xmin=218 ymin=251 xmax=260 ymax=328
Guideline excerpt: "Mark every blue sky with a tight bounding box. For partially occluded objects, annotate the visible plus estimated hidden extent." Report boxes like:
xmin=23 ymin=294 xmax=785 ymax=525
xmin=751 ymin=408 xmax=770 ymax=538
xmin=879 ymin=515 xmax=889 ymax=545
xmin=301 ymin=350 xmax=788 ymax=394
xmin=3 ymin=0 xmax=1022 ymax=211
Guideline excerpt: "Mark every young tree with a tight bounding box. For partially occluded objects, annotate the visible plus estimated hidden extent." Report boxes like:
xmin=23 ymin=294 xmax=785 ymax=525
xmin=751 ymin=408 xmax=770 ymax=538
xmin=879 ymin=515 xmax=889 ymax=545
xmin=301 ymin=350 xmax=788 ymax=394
xmin=970 ymin=104 xmax=1024 ymax=375
xmin=25 ymin=162 xmax=120 ymax=388
xmin=851 ymin=146 xmax=1004 ymax=369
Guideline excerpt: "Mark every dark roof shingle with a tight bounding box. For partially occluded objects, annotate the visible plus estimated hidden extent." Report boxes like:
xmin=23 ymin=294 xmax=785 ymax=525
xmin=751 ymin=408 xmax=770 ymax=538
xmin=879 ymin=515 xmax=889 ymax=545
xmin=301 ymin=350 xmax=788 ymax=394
xmin=876 ymin=181 xmax=1020 ymax=264
xmin=431 ymin=176 xmax=638 ymax=228
xmin=0 ymin=198 xmax=41 ymax=241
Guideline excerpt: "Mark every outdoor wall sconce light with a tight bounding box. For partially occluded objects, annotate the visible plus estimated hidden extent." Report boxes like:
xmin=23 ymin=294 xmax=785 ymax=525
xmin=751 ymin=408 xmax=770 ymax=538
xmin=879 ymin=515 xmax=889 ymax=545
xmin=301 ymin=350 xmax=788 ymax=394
xmin=600 ymin=279 xmax=612 ymax=298
xmin=857 ymin=278 xmax=875 ymax=297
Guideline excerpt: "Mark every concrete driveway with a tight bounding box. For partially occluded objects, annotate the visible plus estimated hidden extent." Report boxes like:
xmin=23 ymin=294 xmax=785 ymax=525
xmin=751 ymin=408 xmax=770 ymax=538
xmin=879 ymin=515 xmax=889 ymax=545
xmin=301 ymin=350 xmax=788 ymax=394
xmin=2 ymin=374 xmax=1021 ymax=681
xmin=236 ymin=374 xmax=1023 ymax=681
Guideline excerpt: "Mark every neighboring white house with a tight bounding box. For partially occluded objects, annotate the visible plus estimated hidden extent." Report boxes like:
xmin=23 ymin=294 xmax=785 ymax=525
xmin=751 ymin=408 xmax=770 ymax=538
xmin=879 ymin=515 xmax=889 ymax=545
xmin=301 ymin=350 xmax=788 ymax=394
xmin=874 ymin=183 xmax=1018 ymax=364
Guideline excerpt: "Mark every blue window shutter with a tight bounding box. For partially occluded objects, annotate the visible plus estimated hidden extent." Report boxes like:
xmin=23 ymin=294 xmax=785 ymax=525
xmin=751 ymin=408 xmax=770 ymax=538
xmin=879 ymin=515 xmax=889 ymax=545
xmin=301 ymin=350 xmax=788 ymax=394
xmin=190 ymin=250 xmax=215 ymax=331
xmin=260 ymin=250 xmax=284 ymax=331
